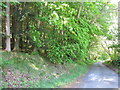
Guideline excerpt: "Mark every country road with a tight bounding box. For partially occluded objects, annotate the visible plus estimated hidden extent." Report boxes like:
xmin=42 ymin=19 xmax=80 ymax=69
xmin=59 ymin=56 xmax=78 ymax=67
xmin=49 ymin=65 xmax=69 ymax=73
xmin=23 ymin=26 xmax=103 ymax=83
xmin=65 ymin=62 xmax=119 ymax=88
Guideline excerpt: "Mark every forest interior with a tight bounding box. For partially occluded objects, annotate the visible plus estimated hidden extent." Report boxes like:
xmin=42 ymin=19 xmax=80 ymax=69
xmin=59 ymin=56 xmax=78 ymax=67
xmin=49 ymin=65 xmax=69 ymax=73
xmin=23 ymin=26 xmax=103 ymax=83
xmin=0 ymin=0 xmax=120 ymax=88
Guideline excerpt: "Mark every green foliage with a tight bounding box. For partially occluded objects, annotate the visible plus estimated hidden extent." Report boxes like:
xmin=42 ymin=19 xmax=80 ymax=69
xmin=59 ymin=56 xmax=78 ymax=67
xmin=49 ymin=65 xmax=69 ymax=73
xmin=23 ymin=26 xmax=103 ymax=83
xmin=1 ymin=51 xmax=88 ymax=88
xmin=46 ymin=2 xmax=109 ymax=64
xmin=24 ymin=2 xmax=116 ymax=64
xmin=0 ymin=3 xmax=6 ymax=16
xmin=107 ymin=43 xmax=120 ymax=67
xmin=47 ymin=43 xmax=85 ymax=64
xmin=2 ymin=2 xmax=117 ymax=64
xmin=109 ymin=51 xmax=120 ymax=67
xmin=1 ymin=2 xmax=118 ymax=88
xmin=1 ymin=58 xmax=13 ymax=68
xmin=0 ymin=3 xmax=7 ymax=8
xmin=98 ymin=52 xmax=109 ymax=60
xmin=29 ymin=25 xmax=42 ymax=48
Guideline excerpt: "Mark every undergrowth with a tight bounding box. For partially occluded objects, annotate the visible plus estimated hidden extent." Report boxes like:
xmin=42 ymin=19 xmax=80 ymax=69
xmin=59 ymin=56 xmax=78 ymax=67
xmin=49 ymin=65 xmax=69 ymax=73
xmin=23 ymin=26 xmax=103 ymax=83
xmin=0 ymin=51 xmax=92 ymax=88
xmin=104 ymin=60 xmax=120 ymax=74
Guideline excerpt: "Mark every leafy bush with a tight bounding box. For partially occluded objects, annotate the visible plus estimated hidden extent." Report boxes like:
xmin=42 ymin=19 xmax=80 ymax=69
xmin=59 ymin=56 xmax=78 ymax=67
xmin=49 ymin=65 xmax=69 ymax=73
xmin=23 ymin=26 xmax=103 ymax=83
xmin=27 ymin=2 xmax=113 ymax=64
xmin=47 ymin=43 xmax=83 ymax=64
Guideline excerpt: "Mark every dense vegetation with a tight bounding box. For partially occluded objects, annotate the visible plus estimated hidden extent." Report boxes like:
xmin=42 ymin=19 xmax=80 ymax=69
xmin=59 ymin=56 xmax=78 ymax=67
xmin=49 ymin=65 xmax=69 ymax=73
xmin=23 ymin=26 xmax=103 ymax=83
xmin=0 ymin=1 xmax=119 ymax=88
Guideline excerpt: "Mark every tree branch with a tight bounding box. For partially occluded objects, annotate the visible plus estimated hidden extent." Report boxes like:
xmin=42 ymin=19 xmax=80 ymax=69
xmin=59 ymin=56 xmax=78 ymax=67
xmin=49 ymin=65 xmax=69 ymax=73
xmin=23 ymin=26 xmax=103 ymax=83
xmin=91 ymin=2 xmax=109 ymax=24
xmin=77 ymin=2 xmax=83 ymax=19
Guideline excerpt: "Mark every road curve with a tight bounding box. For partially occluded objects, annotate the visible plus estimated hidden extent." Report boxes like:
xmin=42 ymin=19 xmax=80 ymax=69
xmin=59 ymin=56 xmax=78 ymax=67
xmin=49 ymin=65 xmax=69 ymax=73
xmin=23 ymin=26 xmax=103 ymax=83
xmin=79 ymin=62 xmax=119 ymax=88
xmin=64 ymin=62 xmax=119 ymax=88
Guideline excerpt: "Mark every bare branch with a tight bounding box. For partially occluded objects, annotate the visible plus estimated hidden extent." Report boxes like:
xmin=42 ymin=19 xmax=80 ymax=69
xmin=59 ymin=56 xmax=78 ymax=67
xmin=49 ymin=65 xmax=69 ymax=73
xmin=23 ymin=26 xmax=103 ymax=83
xmin=77 ymin=2 xmax=83 ymax=19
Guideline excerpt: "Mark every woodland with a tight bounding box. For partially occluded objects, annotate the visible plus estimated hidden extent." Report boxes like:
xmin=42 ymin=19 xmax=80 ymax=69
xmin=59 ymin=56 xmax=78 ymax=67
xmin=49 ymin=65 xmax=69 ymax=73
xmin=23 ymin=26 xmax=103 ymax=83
xmin=0 ymin=1 xmax=119 ymax=88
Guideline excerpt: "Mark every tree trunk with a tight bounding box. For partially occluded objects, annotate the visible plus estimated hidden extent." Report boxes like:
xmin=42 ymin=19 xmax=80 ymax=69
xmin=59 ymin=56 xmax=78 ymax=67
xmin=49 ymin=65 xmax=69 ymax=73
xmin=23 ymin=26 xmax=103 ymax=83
xmin=0 ymin=4 xmax=2 ymax=50
xmin=5 ymin=2 xmax=11 ymax=52
xmin=12 ymin=5 xmax=20 ymax=51
xmin=14 ymin=37 xmax=20 ymax=51
xmin=13 ymin=22 xmax=20 ymax=51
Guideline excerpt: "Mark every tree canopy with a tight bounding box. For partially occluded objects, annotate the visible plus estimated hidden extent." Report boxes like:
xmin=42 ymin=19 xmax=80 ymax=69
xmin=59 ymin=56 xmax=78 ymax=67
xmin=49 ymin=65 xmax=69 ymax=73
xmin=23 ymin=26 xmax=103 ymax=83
xmin=1 ymin=2 xmax=118 ymax=64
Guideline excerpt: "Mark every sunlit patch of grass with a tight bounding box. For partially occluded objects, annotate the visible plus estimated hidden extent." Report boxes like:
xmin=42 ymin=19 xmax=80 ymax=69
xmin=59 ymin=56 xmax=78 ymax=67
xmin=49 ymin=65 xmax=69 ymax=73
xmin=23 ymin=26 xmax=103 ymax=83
xmin=28 ymin=63 xmax=39 ymax=70
xmin=29 ymin=63 xmax=88 ymax=88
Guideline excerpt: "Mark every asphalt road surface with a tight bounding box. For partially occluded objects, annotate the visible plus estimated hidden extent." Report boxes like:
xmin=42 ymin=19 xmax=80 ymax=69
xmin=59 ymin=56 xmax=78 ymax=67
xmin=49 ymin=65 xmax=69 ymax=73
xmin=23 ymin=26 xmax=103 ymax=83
xmin=79 ymin=62 xmax=119 ymax=88
xmin=65 ymin=62 xmax=119 ymax=88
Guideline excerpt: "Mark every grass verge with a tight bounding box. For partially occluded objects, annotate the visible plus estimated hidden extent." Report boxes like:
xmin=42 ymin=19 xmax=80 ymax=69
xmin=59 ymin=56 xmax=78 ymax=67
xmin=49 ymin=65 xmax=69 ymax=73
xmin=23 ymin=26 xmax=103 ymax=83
xmin=0 ymin=51 xmax=91 ymax=88
xmin=103 ymin=61 xmax=120 ymax=74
